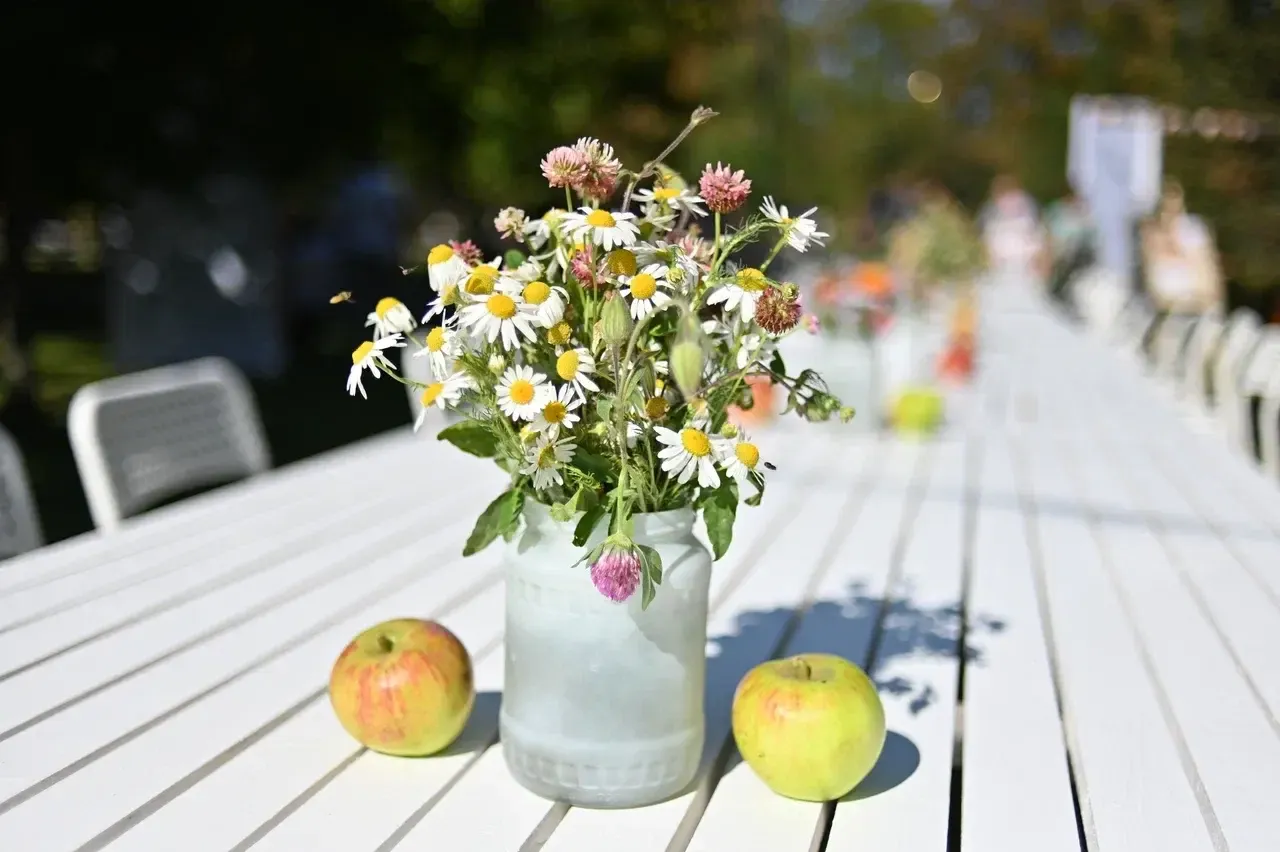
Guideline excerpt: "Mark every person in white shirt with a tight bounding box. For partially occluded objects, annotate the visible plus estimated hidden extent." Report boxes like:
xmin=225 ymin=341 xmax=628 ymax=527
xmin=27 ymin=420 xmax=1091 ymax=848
xmin=1140 ymin=179 xmax=1223 ymax=316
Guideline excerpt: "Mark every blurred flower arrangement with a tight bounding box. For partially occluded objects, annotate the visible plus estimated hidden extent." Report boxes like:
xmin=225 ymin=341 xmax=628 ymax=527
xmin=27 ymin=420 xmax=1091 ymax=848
xmin=810 ymin=260 xmax=899 ymax=343
xmin=888 ymin=196 xmax=987 ymax=304
xmin=344 ymin=108 xmax=852 ymax=607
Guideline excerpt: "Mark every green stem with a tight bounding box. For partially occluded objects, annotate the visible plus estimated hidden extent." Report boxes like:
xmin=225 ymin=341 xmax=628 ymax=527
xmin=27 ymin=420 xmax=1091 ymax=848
xmin=759 ymin=232 xmax=790 ymax=273
xmin=565 ymin=186 xmax=574 ymax=214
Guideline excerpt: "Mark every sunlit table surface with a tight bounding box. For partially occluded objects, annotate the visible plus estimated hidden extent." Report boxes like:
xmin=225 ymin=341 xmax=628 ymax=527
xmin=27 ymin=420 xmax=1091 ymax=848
xmin=2 ymin=278 xmax=1280 ymax=852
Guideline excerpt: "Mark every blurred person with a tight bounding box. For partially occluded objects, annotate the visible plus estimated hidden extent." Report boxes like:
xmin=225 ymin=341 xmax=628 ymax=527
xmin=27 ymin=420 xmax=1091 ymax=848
xmin=980 ymin=174 xmax=1045 ymax=279
xmin=1140 ymin=178 xmax=1223 ymax=316
xmin=1044 ymin=190 xmax=1096 ymax=305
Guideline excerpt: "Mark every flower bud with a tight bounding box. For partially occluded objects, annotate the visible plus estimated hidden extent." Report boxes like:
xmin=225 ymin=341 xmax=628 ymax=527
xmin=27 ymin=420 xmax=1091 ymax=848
xmin=669 ymin=341 xmax=704 ymax=401
xmin=600 ymin=294 xmax=633 ymax=345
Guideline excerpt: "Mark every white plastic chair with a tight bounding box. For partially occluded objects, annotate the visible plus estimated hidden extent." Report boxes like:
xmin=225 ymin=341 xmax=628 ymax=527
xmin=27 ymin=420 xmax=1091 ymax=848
xmin=1213 ymin=310 xmax=1263 ymax=451
xmin=1109 ymin=298 xmax=1156 ymax=363
xmin=1258 ymin=365 xmax=1280 ymax=480
xmin=0 ymin=424 xmax=44 ymax=559
xmin=1152 ymin=314 xmax=1198 ymax=382
xmin=67 ymin=356 xmax=271 ymax=532
xmin=1180 ymin=311 xmax=1225 ymax=406
xmin=1237 ymin=327 xmax=1280 ymax=458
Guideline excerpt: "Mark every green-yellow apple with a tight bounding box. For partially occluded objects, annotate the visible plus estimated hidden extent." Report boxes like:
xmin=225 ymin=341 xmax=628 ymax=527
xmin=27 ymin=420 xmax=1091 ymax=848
xmin=732 ymin=653 xmax=886 ymax=801
xmin=890 ymin=386 xmax=944 ymax=435
xmin=328 ymin=618 xmax=474 ymax=756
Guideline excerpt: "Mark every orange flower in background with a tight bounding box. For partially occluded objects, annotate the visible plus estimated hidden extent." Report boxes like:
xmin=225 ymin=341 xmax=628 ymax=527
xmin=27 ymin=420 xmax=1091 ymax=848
xmin=729 ymin=375 xmax=776 ymax=427
xmin=853 ymin=262 xmax=893 ymax=298
xmin=815 ymin=273 xmax=842 ymax=307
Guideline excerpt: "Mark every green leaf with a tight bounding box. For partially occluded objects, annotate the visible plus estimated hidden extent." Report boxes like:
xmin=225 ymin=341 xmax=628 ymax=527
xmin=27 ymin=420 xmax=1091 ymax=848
xmin=699 ymin=479 xmax=739 ymax=560
xmin=573 ymin=447 xmax=614 ymax=481
xmin=745 ymin=471 xmax=766 ymax=507
xmin=438 ymin=420 xmax=500 ymax=458
xmin=463 ymin=489 xmax=525 ymax=556
xmin=550 ymin=483 xmax=590 ymax=522
xmin=595 ymin=396 xmax=614 ymax=422
xmin=636 ymin=545 xmax=663 ymax=610
xmin=573 ymin=504 xmax=607 ymax=547
xmin=769 ymin=350 xmax=787 ymax=378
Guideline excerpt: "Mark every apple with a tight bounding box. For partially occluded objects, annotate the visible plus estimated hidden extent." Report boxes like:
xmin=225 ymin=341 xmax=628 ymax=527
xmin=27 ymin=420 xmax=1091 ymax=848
xmin=890 ymin=386 xmax=944 ymax=435
xmin=329 ymin=618 xmax=475 ymax=756
xmin=732 ymin=653 xmax=886 ymax=801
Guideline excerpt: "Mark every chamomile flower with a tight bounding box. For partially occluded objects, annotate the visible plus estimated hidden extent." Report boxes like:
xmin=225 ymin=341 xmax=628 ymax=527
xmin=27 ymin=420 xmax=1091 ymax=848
xmin=496 ymin=365 xmax=553 ymax=422
xmin=413 ymin=325 xmax=461 ymax=379
xmin=555 ymin=347 xmax=600 ymax=400
xmin=550 ymin=239 xmax=587 ymax=281
xmin=654 ymin=425 xmax=721 ymax=488
xmin=524 ymin=209 xmax=563 ymax=251
xmin=760 ymin=197 xmax=829 ymax=253
xmin=706 ymin=266 xmax=770 ymax=323
xmin=531 ymin=384 xmax=583 ymax=437
xmin=635 ymin=186 xmax=708 ymax=218
xmin=619 ymin=264 xmax=673 ymax=320
xmin=715 ymin=430 xmax=764 ymax=482
xmin=626 ymin=420 xmax=645 ymax=449
xmin=521 ymin=435 xmax=577 ymax=491
xmin=414 ymin=372 xmax=474 ymax=431
xmin=346 ymin=334 xmax=405 ymax=399
xmin=641 ymin=206 xmax=678 ymax=234
xmin=562 ymin=207 xmax=640 ymax=251
xmin=364 ymin=297 xmax=416 ymax=339
xmin=459 ymin=291 xmax=537 ymax=350
xmin=509 ymin=279 xmax=567 ymax=328
xmin=421 ymin=284 xmax=460 ymax=325
xmin=426 ymin=244 xmax=469 ymax=293
xmin=460 ymin=258 xmax=504 ymax=297
xmin=736 ymin=333 xmax=770 ymax=370
xmin=508 ymin=259 xmax=545 ymax=284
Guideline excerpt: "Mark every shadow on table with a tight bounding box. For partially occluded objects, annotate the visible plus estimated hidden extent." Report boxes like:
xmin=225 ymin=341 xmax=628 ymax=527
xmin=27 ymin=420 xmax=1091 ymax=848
xmin=434 ymin=690 xmax=501 ymax=758
xmin=704 ymin=580 xmax=1005 ymax=801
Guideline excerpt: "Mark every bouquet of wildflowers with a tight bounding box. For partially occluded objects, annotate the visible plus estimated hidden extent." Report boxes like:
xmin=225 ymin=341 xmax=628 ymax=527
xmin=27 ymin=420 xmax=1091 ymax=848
xmin=889 ymin=197 xmax=986 ymax=302
xmin=346 ymin=108 xmax=851 ymax=607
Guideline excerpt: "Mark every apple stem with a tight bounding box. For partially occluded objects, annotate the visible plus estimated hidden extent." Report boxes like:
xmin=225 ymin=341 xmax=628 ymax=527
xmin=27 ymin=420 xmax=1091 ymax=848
xmin=790 ymin=658 xmax=812 ymax=680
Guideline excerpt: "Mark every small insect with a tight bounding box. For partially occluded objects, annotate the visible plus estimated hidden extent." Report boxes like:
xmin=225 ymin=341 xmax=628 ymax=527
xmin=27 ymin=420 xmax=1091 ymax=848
xmin=329 ymin=291 xmax=354 ymax=304
xmin=764 ymin=462 xmax=777 ymax=471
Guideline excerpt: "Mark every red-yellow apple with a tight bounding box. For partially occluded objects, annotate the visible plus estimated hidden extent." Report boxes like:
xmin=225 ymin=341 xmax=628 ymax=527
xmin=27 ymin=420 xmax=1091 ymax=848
xmin=328 ymin=618 xmax=474 ymax=756
xmin=732 ymin=653 xmax=885 ymax=801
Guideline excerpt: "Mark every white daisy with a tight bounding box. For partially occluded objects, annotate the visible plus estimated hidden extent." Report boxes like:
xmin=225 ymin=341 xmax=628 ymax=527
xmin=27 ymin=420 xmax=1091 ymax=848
xmin=633 ymin=241 xmax=699 ymax=290
xmin=641 ymin=205 xmax=678 ymax=234
xmin=496 ymin=365 xmax=553 ymax=422
xmin=634 ymin=186 xmax=708 ymax=218
xmin=414 ymin=372 xmax=474 ymax=431
xmin=736 ymin=333 xmax=770 ymax=370
xmin=715 ymin=431 xmax=764 ymax=482
xmin=509 ymin=259 xmax=545 ymax=284
xmin=413 ymin=325 xmax=461 ymax=379
xmin=524 ymin=209 xmax=562 ymax=251
xmin=521 ymin=435 xmax=577 ymax=491
xmin=531 ymin=384 xmax=583 ymax=437
xmin=626 ymin=420 xmax=645 ymax=449
xmin=346 ymin=334 xmax=405 ymax=399
xmin=458 ymin=258 xmax=504 ymax=298
xmin=554 ymin=347 xmax=600 ymax=401
xmin=706 ymin=266 xmax=770 ymax=323
xmin=421 ymin=284 xmax=460 ymax=326
xmin=365 ymin=297 xmax=417 ymax=339
xmin=459 ymin=291 xmax=537 ymax=350
xmin=426 ymin=244 xmax=469 ymax=293
xmin=509 ymin=279 xmax=567 ymax=328
xmin=562 ymin=207 xmax=640 ymax=251
xmin=619 ymin=264 xmax=673 ymax=320
xmin=760 ymin=197 xmax=829 ymax=253
xmin=550 ymin=238 xmax=587 ymax=281
xmin=654 ymin=425 xmax=721 ymax=488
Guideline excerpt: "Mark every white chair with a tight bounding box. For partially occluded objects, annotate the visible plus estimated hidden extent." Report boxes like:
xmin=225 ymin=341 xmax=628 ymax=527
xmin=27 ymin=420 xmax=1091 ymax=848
xmin=1213 ymin=310 xmax=1263 ymax=451
xmin=1109 ymin=298 xmax=1157 ymax=363
xmin=1180 ymin=311 xmax=1225 ymax=406
xmin=1237 ymin=327 xmax=1280 ymax=458
xmin=67 ymin=356 xmax=271 ymax=532
xmin=0 ymin=425 xmax=44 ymax=559
xmin=1152 ymin=313 xmax=1199 ymax=383
xmin=1259 ymin=365 xmax=1280 ymax=480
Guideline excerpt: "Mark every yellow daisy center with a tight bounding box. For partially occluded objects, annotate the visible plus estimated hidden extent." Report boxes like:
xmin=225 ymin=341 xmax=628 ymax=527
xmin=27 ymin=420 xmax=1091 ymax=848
xmin=523 ymin=281 xmax=551 ymax=305
xmin=735 ymin=442 xmax=761 ymax=469
xmin=571 ymin=241 xmax=586 ymax=256
xmin=556 ymin=350 xmax=580 ymax=381
xmin=680 ymin=428 xmax=712 ymax=457
xmin=605 ymin=249 xmax=638 ymax=277
xmin=508 ymin=379 xmax=536 ymax=406
xmin=547 ymin=322 xmax=573 ymax=346
xmin=653 ymin=187 xmax=681 ymax=201
xmin=351 ymin=341 xmax=375 ymax=365
xmin=542 ymin=401 xmax=567 ymax=424
xmin=486 ymin=293 xmax=517 ymax=319
xmin=644 ymin=397 xmax=668 ymax=420
xmin=427 ymin=244 xmax=454 ymax=265
xmin=737 ymin=268 xmax=768 ymax=292
xmin=425 ymin=327 xmax=447 ymax=352
xmin=629 ymin=273 xmax=658 ymax=300
xmin=586 ymin=209 xmax=616 ymax=228
xmin=374 ymin=297 xmax=402 ymax=319
xmin=421 ymin=383 xmax=444 ymax=406
xmin=466 ymin=265 xmax=499 ymax=295
xmin=536 ymin=445 xmax=558 ymax=468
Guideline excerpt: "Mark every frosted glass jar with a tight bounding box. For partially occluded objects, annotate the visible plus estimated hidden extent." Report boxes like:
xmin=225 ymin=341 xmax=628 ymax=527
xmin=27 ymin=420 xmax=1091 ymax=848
xmin=500 ymin=504 xmax=713 ymax=808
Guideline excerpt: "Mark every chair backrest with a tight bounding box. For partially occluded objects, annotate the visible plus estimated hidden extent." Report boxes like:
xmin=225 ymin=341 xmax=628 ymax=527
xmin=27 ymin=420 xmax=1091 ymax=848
xmin=1181 ymin=311 xmax=1224 ymax=404
xmin=1259 ymin=366 xmax=1280 ymax=480
xmin=1152 ymin=314 xmax=1198 ymax=379
xmin=0 ymin=425 xmax=44 ymax=559
xmin=1240 ymin=327 xmax=1280 ymax=397
xmin=67 ymin=356 xmax=271 ymax=531
xmin=1214 ymin=310 xmax=1263 ymax=450
xmin=1110 ymin=298 xmax=1156 ymax=355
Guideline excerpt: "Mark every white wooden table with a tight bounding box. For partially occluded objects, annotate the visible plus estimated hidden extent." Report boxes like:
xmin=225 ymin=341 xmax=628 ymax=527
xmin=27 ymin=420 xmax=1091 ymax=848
xmin=2 ymin=280 xmax=1279 ymax=851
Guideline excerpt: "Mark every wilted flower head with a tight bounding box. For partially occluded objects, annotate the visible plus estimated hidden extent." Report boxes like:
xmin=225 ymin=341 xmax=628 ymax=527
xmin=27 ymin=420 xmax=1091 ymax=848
xmin=449 ymin=239 xmax=484 ymax=266
xmin=699 ymin=162 xmax=752 ymax=213
xmin=590 ymin=547 xmax=641 ymax=602
xmin=541 ymin=146 xmax=590 ymax=189
xmin=573 ymin=137 xmax=623 ymax=202
xmin=755 ymin=284 xmax=803 ymax=335
xmin=494 ymin=207 xmax=528 ymax=242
